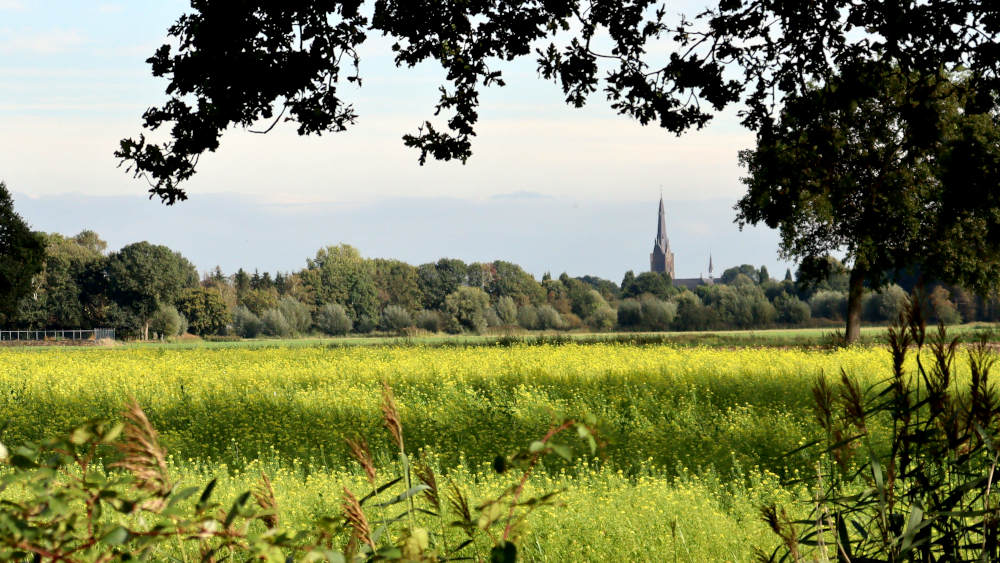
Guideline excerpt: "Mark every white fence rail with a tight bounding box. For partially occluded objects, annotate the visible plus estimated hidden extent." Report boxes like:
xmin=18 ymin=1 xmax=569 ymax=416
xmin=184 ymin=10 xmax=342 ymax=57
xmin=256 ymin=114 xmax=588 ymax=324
xmin=0 ymin=328 xmax=115 ymax=342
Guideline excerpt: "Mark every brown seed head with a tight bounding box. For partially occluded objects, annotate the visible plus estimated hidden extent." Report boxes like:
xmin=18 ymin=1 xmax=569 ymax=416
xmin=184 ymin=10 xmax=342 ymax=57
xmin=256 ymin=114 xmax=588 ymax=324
xmin=342 ymin=487 xmax=375 ymax=551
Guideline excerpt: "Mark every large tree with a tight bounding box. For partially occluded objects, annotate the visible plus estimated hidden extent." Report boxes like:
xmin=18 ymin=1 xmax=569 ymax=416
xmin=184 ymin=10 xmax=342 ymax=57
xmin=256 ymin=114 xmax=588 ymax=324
xmin=0 ymin=182 xmax=45 ymax=325
xmin=737 ymin=64 xmax=1000 ymax=342
xmin=105 ymin=242 xmax=199 ymax=339
xmin=118 ymin=2 xmax=1000 ymax=204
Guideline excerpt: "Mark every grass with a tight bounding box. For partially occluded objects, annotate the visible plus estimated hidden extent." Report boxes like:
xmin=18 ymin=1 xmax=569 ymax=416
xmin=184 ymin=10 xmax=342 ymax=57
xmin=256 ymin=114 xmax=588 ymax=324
xmin=99 ymin=322 xmax=1000 ymax=351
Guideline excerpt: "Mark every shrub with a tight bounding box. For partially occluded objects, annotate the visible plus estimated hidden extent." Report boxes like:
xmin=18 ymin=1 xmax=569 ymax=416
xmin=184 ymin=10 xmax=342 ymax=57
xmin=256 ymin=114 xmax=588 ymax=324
xmin=355 ymin=315 xmax=377 ymax=334
xmin=517 ymin=304 xmax=539 ymax=330
xmin=616 ymin=299 xmax=642 ymax=328
xmin=639 ymin=295 xmax=676 ymax=330
xmin=809 ymin=290 xmax=847 ymax=320
xmin=176 ymin=287 xmax=230 ymax=336
xmin=484 ymin=308 xmax=503 ymax=328
xmin=774 ymin=293 xmax=811 ymax=324
xmin=586 ymin=305 xmax=617 ymax=331
xmin=381 ymin=305 xmax=413 ymax=333
xmin=763 ymin=298 xmax=1000 ymax=561
xmin=496 ymin=296 xmax=518 ymax=325
xmin=277 ymin=297 xmax=311 ymax=334
xmin=0 ymin=388 xmax=598 ymax=563
xmin=314 ymin=303 xmax=352 ymax=336
xmin=148 ymin=306 xmax=182 ymax=339
xmin=261 ymin=309 xmax=292 ymax=337
xmin=536 ymin=304 xmax=565 ymax=330
xmin=415 ymin=309 xmax=442 ymax=333
xmin=232 ymin=305 xmax=262 ymax=338
xmin=444 ymin=286 xmax=490 ymax=332
xmin=863 ymin=284 xmax=908 ymax=322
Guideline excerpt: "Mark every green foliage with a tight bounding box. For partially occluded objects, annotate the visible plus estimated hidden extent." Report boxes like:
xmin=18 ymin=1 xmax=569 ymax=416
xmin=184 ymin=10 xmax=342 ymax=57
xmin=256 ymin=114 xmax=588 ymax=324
xmin=863 ymin=284 xmax=908 ymax=322
xmin=0 ymin=182 xmax=46 ymax=325
xmin=315 ymin=303 xmax=353 ymax=336
xmin=304 ymin=245 xmax=379 ymax=323
xmin=261 ymin=309 xmax=292 ymax=338
xmin=586 ymin=305 xmax=616 ymax=331
xmin=176 ymin=287 xmax=230 ymax=336
xmin=622 ymin=271 xmax=673 ymax=300
xmin=809 ymin=290 xmax=847 ymax=321
xmin=372 ymin=258 xmax=423 ymax=312
xmin=773 ymin=294 xmax=811 ymax=325
xmin=381 ymin=304 xmax=413 ymax=333
xmin=444 ymin=286 xmax=490 ymax=333
xmin=639 ymin=295 xmax=677 ymax=331
xmin=516 ymin=305 xmax=539 ymax=331
xmin=535 ymin=304 xmax=565 ymax=330
xmin=616 ymin=299 xmax=642 ymax=329
xmin=105 ymin=241 xmax=198 ymax=338
xmin=414 ymin=310 xmax=442 ymax=333
xmin=277 ymin=296 xmax=312 ymax=334
xmin=0 ymin=391 xmax=596 ymax=562
xmin=670 ymin=291 xmax=714 ymax=331
xmin=762 ymin=298 xmax=1000 ymax=561
xmin=720 ymin=265 xmax=759 ymax=285
xmin=495 ymin=296 xmax=518 ymax=325
xmin=233 ymin=305 xmax=263 ymax=338
xmin=149 ymin=305 xmax=183 ymax=338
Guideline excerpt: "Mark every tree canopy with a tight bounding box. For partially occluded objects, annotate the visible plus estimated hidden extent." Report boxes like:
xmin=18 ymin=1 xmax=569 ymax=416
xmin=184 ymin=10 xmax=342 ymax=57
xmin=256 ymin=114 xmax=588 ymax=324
xmin=0 ymin=182 xmax=46 ymax=325
xmin=736 ymin=64 xmax=1000 ymax=341
xmin=119 ymin=1 xmax=1000 ymax=203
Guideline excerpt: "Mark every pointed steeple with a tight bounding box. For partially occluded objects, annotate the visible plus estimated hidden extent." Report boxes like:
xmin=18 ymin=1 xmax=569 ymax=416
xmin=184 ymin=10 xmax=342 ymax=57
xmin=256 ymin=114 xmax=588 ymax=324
xmin=650 ymin=195 xmax=675 ymax=279
xmin=654 ymin=195 xmax=668 ymax=252
xmin=708 ymin=252 xmax=714 ymax=278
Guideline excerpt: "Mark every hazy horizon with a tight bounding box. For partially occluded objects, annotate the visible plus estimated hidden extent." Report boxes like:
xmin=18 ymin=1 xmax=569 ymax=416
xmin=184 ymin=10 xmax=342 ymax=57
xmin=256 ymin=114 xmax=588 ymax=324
xmin=13 ymin=191 xmax=795 ymax=283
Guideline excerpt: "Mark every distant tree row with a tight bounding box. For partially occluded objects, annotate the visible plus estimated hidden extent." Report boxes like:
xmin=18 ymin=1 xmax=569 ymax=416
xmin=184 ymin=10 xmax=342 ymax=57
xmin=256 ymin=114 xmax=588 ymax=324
xmin=6 ymin=221 xmax=993 ymax=340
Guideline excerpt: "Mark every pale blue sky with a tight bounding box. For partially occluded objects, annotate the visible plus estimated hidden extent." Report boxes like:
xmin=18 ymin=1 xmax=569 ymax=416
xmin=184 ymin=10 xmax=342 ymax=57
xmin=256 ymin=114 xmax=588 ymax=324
xmin=1 ymin=1 xmax=793 ymax=279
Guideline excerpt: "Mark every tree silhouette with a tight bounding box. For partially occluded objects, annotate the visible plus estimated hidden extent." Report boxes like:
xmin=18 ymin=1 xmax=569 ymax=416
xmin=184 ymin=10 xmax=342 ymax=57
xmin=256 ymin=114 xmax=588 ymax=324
xmin=737 ymin=64 xmax=1000 ymax=342
xmin=0 ymin=182 xmax=45 ymax=325
xmin=119 ymin=2 xmax=1000 ymax=203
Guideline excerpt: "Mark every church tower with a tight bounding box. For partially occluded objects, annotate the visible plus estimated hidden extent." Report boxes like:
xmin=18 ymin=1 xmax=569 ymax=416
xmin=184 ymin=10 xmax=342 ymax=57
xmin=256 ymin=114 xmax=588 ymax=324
xmin=650 ymin=196 xmax=675 ymax=278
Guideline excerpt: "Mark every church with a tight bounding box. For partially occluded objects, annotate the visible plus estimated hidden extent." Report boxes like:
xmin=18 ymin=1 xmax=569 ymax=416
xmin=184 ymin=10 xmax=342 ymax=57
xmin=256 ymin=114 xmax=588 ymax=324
xmin=649 ymin=196 xmax=715 ymax=290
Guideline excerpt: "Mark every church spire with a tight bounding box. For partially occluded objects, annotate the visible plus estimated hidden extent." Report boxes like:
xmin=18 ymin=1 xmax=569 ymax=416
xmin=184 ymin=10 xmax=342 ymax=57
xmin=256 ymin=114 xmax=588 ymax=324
xmin=650 ymin=195 xmax=675 ymax=279
xmin=709 ymin=252 xmax=714 ymax=279
xmin=655 ymin=195 xmax=668 ymax=251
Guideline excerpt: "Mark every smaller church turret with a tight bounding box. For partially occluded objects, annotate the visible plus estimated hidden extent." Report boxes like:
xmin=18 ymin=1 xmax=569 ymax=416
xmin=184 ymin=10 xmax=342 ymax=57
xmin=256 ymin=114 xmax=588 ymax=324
xmin=650 ymin=196 xmax=675 ymax=278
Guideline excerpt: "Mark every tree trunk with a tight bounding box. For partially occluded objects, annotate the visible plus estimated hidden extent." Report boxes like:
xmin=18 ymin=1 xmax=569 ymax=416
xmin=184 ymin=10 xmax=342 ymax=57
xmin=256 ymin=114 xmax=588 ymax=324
xmin=846 ymin=265 xmax=866 ymax=344
xmin=143 ymin=320 xmax=149 ymax=341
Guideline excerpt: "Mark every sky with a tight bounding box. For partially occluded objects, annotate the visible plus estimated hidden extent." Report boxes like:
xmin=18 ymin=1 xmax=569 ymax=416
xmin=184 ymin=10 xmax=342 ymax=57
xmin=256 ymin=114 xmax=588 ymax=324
xmin=1 ymin=1 xmax=795 ymax=281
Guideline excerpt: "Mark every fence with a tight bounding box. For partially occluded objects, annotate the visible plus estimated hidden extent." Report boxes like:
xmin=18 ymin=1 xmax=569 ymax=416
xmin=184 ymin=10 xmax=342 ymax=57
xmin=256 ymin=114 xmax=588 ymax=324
xmin=0 ymin=328 xmax=115 ymax=342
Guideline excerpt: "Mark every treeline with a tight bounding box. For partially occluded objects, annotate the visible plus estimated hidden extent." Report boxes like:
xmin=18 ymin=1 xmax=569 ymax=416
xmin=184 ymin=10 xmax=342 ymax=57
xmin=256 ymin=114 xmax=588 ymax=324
xmin=11 ymin=232 xmax=995 ymax=339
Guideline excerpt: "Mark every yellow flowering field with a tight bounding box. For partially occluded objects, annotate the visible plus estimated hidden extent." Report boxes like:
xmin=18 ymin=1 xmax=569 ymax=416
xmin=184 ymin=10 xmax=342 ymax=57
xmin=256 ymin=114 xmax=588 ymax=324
xmin=0 ymin=342 xmax=929 ymax=560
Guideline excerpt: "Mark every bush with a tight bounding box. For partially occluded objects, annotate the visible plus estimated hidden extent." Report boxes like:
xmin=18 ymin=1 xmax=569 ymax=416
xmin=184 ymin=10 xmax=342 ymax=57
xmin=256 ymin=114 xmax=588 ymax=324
xmin=484 ymin=308 xmax=503 ymax=328
xmin=355 ymin=315 xmax=377 ymax=334
xmin=639 ymin=295 xmax=677 ymax=331
xmin=586 ymin=305 xmax=617 ymax=331
xmin=381 ymin=305 xmax=413 ymax=333
xmin=232 ymin=305 xmax=263 ymax=338
xmin=176 ymin=287 xmax=230 ymax=336
xmin=415 ymin=310 xmax=442 ymax=333
xmin=616 ymin=299 xmax=642 ymax=328
xmin=809 ymin=290 xmax=847 ymax=320
xmin=149 ymin=306 xmax=182 ymax=339
xmin=444 ymin=286 xmax=490 ymax=332
xmin=277 ymin=297 xmax=311 ymax=334
xmin=261 ymin=309 xmax=292 ymax=337
xmin=774 ymin=293 xmax=811 ymax=324
xmin=517 ymin=305 xmax=539 ymax=330
xmin=495 ymin=296 xmax=518 ymax=325
xmin=671 ymin=292 xmax=715 ymax=331
xmin=863 ymin=284 xmax=908 ymax=322
xmin=314 ymin=303 xmax=352 ymax=336
xmin=929 ymin=286 xmax=962 ymax=325
xmin=536 ymin=304 xmax=565 ymax=330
